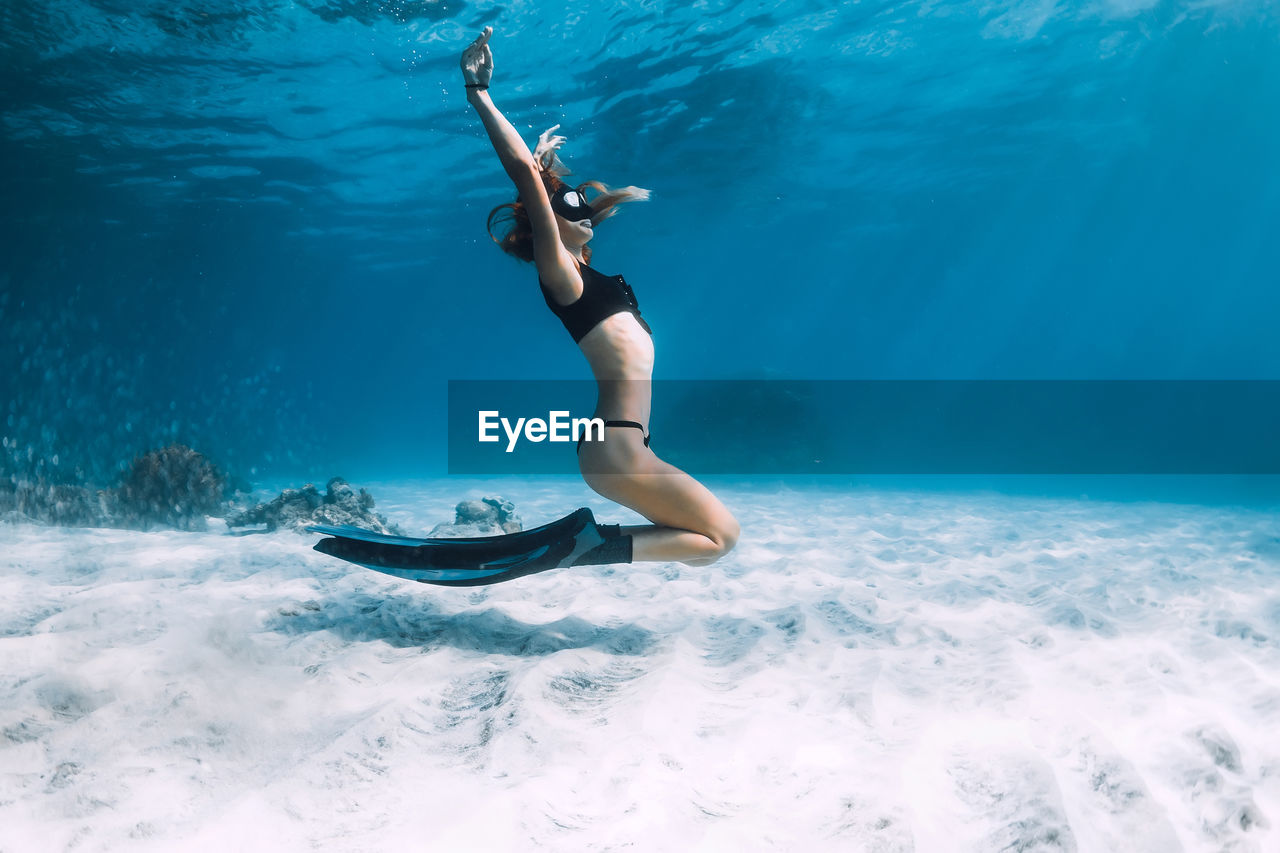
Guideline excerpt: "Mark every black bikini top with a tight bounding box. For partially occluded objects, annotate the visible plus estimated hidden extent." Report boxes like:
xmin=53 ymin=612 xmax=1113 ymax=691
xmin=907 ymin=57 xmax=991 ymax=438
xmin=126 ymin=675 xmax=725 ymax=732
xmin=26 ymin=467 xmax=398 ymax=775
xmin=539 ymin=263 xmax=653 ymax=343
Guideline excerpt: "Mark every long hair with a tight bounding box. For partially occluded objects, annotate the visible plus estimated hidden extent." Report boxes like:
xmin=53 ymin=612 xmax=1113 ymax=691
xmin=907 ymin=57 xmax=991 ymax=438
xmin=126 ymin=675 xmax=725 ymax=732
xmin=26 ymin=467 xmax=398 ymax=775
xmin=486 ymin=170 xmax=650 ymax=265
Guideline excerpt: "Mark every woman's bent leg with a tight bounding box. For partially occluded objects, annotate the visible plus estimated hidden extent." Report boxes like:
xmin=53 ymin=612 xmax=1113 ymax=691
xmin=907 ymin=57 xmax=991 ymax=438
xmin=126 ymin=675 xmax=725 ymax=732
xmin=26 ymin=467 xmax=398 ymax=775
xmin=582 ymin=453 xmax=739 ymax=566
xmin=626 ymin=525 xmax=732 ymax=566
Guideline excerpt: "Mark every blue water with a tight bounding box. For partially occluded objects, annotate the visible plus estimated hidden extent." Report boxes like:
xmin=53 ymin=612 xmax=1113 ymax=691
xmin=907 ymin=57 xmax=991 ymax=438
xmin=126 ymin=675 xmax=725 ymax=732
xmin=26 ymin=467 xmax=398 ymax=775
xmin=2 ymin=0 xmax=1278 ymax=489
xmin=5 ymin=7 xmax=1280 ymax=846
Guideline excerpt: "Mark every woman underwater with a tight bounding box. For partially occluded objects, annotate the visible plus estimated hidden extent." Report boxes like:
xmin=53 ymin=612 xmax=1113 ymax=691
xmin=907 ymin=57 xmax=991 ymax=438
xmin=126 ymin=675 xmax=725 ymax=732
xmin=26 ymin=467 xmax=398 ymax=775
xmin=461 ymin=27 xmax=738 ymax=568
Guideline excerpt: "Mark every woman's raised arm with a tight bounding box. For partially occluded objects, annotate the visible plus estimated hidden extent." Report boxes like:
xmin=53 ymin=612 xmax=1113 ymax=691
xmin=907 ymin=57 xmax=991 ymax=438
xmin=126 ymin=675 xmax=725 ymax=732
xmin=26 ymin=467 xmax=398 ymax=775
xmin=461 ymin=28 xmax=535 ymax=179
xmin=461 ymin=27 xmax=576 ymax=286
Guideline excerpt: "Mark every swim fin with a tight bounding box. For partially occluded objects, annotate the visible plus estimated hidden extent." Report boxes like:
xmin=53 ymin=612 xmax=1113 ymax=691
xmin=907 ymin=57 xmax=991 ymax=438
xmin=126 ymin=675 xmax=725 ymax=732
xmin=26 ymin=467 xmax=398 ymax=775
xmin=307 ymin=507 xmax=631 ymax=586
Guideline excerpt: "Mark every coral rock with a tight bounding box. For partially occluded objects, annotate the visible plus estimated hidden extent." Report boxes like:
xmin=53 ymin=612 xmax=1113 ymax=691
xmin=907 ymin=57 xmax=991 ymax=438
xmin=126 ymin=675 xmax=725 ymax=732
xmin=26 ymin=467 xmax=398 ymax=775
xmin=428 ymin=495 xmax=522 ymax=538
xmin=226 ymin=477 xmax=399 ymax=534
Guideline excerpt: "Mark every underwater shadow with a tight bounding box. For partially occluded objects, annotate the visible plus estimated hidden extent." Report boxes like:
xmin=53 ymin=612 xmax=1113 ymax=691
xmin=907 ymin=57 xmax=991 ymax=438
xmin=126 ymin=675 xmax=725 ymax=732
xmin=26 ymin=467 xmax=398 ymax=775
xmin=266 ymin=592 xmax=658 ymax=657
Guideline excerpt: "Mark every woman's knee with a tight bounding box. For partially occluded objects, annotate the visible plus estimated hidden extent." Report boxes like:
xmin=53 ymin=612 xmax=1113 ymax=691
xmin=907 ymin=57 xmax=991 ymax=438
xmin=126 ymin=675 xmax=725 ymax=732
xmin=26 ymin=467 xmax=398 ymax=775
xmin=696 ymin=517 xmax=740 ymax=565
xmin=717 ymin=520 xmax=740 ymax=556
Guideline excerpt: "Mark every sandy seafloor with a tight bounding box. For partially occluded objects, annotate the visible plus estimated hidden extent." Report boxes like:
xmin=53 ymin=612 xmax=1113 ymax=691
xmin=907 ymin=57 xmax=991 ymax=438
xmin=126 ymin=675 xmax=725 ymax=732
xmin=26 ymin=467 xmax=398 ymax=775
xmin=1 ymin=478 xmax=1278 ymax=852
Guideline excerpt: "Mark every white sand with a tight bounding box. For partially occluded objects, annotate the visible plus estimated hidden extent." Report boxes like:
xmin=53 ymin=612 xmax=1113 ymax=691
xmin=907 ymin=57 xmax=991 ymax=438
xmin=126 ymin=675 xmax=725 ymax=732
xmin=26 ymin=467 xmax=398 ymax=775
xmin=2 ymin=479 xmax=1277 ymax=851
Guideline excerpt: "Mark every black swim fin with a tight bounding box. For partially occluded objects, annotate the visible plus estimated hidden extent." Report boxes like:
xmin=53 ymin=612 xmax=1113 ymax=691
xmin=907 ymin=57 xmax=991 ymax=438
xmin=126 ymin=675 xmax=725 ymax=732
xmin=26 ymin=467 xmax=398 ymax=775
xmin=307 ymin=507 xmax=631 ymax=586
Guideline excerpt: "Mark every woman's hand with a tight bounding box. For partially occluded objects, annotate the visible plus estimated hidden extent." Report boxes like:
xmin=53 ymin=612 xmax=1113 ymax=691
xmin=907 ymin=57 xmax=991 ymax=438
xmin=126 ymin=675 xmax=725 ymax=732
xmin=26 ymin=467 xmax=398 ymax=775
xmin=533 ymin=124 xmax=567 ymax=172
xmin=460 ymin=26 xmax=494 ymax=88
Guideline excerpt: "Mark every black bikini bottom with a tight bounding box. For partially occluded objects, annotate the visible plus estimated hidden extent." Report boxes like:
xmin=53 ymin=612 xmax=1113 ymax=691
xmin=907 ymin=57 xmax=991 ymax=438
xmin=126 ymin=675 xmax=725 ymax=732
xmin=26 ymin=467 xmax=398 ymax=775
xmin=576 ymin=419 xmax=651 ymax=453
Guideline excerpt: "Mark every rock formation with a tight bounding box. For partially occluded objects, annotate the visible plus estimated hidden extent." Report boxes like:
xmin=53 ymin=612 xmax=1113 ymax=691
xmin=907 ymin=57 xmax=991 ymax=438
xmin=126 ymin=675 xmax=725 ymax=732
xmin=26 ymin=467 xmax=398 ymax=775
xmin=1 ymin=444 xmax=227 ymax=531
xmin=427 ymin=495 xmax=523 ymax=538
xmin=224 ymin=477 xmax=400 ymax=534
